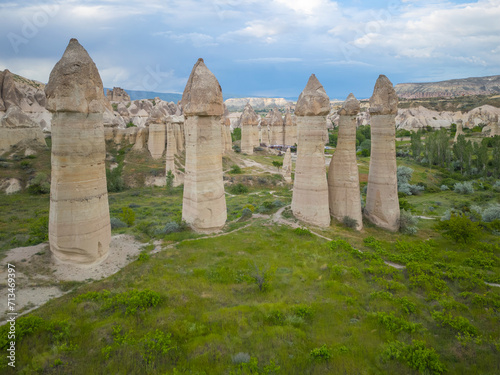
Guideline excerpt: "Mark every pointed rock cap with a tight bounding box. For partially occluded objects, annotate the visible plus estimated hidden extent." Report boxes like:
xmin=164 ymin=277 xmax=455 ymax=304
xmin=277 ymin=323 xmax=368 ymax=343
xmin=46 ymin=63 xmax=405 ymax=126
xmin=270 ymin=108 xmax=283 ymax=125
xmin=241 ymin=103 xmax=259 ymax=125
xmin=338 ymin=93 xmax=360 ymax=116
xmin=182 ymin=58 xmax=223 ymax=116
xmin=295 ymin=74 xmax=330 ymax=116
xmin=45 ymin=38 xmax=105 ymax=113
xmin=369 ymin=75 xmax=398 ymax=115
xmin=284 ymin=108 xmax=293 ymax=126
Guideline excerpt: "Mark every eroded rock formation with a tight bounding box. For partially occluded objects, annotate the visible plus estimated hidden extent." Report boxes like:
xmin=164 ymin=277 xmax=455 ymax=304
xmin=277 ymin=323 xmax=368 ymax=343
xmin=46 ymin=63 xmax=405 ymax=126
xmin=240 ymin=103 xmax=259 ymax=154
xmin=106 ymin=87 xmax=130 ymax=102
xmin=0 ymin=105 xmax=46 ymax=152
xmin=181 ymin=58 xmax=227 ymax=232
xmin=147 ymin=108 xmax=166 ymax=159
xmin=291 ymin=74 xmax=330 ymax=227
xmin=364 ymin=75 xmax=400 ymax=231
xmin=282 ymin=147 xmax=292 ymax=183
xmin=327 ymin=93 xmax=363 ymax=230
xmin=454 ymin=119 xmax=464 ymax=143
xmin=269 ymin=108 xmax=284 ymax=145
xmin=284 ymin=108 xmax=297 ymax=146
xmin=45 ymin=38 xmax=111 ymax=264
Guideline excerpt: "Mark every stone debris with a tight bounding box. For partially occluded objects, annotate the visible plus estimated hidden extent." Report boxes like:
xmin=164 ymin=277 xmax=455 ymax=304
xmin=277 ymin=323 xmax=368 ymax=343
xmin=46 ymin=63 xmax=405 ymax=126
xmin=364 ymin=75 xmax=400 ymax=231
xmin=45 ymin=38 xmax=111 ymax=264
xmin=181 ymin=58 xmax=227 ymax=232
xmin=291 ymin=74 xmax=331 ymax=227
xmin=327 ymin=93 xmax=363 ymax=230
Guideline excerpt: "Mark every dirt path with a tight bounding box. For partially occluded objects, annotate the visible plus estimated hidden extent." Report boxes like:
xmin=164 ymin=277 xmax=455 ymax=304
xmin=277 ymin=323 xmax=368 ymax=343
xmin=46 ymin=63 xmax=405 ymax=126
xmin=0 ymin=234 xmax=145 ymax=324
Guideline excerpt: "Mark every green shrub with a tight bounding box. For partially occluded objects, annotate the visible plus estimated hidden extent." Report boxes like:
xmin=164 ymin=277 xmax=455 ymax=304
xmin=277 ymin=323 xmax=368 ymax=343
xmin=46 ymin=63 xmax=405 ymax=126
xmin=233 ymin=144 xmax=241 ymax=153
xmin=249 ymin=264 xmax=275 ymax=292
xmin=294 ymin=227 xmax=312 ymax=236
xmin=310 ymin=345 xmax=332 ymax=361
xmin=399 ymin=209 xmax=418 ymax=235
xmin=231 ymin=128 xmax=241 ymax=142
xmin=126 ymin=122 xmax=136 ymax=128
xmin=107 ymin=168 xmax=125 ymax=192
xmin=454 ymin=181 xmax=474 ymax=194
xmin=28 ymin=173 xmax=50 ymax=194
xmin=29 ymin=215 xmax=48 ymax=243
xmin=0 ymin=316 xmax=44 ymax=349
xmin=229 ymin=164 xmax=242 ymax=174
xmin=229 ymin=183 xmax=248 ymax=194
xmin=239 ymin=207 xmax=252 ymax=221
xmin=342 ymin=216 xmax=358 ymax=229
xmin=110 ymin=217 xmax=127 ymax=229
xmin=436 ymin=213 xmax=481 ymax=244
xmin=119 ymin=207 xmax=135 ymax=226
xmin=431 ymin=310 xmax=478 ymax=336
xmin=381 ymin=340 xmax=446 ymax=374
xmin=440 ymin=184 xmax=449 ymax=191
xmin=373 ymin=312 xmax=422 ymax=333
xmin=139 ymin=329 xmax=175 ymax=366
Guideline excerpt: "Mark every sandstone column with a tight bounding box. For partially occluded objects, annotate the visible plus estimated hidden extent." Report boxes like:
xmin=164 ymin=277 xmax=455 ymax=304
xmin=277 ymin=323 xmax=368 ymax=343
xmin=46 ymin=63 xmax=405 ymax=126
xmin=165 ymin=122 xmax=179 ymax=186
xmin=147 ymin=108 xmax=166 ymax=159
xmin=291 ymin=74 xmax=331 ymax=227
xmin=328 ymin=93 xmax=363 ymax=230
xmin=454 ymin=119 xmax=464 ymax=142
xmin=181 ymin=58 xmax=227 ymax=232
xmin=240 ymin=103 xmax=259 ymax=154
xmin=45 ymin=38 xmax=111 ymax=264
xmin=260 ymin=117 xmax=270 ymax=146
xmin=364 ymin=75 xmax=400 ymax=231
xmin=282 ymin=147 xmax=292 ymax=183
xmin=284 ymin=108 xmax=297 ymax=146
xmin=269 ymin=108 xmax=284 ymax=145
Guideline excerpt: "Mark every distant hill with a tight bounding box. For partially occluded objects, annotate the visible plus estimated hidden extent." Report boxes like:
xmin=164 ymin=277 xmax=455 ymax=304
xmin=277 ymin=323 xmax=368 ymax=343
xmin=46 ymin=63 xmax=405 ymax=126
xmin=115 ymin=89 xmax=183 ymax=103
xmin=395 ymin=75 xmax=500 ymax=99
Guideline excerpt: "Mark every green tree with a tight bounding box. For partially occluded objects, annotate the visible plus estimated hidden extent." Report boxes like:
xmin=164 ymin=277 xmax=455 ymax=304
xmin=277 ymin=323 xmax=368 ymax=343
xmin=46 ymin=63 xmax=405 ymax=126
xmin=436 ymin=213 xmax=481 ymax=244
xmin=166 ymin=170 xmax=174 ymax=193
xmin=272 ymin=160 xmax=283 ymax=172
xmin=231 ymin=128 xmax=241 ymax=142
xmin=410 ymin=130 xmax=422 ymax=160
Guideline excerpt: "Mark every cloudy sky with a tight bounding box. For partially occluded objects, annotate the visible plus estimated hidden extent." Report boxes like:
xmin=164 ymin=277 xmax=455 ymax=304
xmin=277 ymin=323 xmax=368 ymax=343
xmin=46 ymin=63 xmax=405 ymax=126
xmin=1 ymin=0 xmax=499 ymax=99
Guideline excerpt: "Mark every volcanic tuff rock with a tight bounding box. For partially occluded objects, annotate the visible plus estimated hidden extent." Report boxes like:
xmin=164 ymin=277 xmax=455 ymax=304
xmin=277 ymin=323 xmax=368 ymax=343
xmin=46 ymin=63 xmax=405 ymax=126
xmin=224 ymin=97 xmax=292 ymax=111
xmin=291 ymin=74 xmax=330 ymax=228
xmin=395 ymin=75 xmax=500 ymax=99
xmin=106 ymin=87 xmax=130 ymax=102
xmin=365 ymin=75 xmax=400 ymax=232
xmin=327 ymin=93 xmax=363 ymax=230
xmin=282 ymin=147 xmax=292 ymax=183
xmin=0 ymin=105 xmax=46 ymax=152
xmin=454 ymin=119 xmax=464 ymax=143
xmin=240 ymin=103 xmax=260 ymax=154
xmin=269 ymin=108 xmax=284 ymax=145
xmin=46 ymin=38 xmax=111 ymax=264
xmin=181 ymin=58 xmax=227 ymax=232
xmin=284 ymin=108 xmax=297 ymax=146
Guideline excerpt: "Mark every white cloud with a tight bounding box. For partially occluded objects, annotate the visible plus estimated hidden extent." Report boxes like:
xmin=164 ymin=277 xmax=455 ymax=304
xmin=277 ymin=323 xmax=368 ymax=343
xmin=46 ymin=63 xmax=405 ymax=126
xmin=157 ymin=32 xmax=218 ymax=48
xmin=235 ymin=57 xmax=302 ymax=63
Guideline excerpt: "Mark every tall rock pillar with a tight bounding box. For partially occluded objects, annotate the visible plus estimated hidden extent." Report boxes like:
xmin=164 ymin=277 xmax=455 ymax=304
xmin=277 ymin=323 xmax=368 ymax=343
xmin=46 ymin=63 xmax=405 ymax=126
xmin=454 ymin=119 xmax=464 ymax=142
xmin=45 ymin=38 xmax=111 ymax=264
xmin=364 ymin=75 xmax=400 ymax=231
xmin=240 ymin=103 xmax=259 ymax=154
xmin=181 ymin=58 xmax=227 ymax=232
xmin=328 ymin=93 xmax=363 ymax=230
xmin=284 ymin=108 xmax=297 ymax=146
xmin=291 ymin=74 xmax=331 ymax=227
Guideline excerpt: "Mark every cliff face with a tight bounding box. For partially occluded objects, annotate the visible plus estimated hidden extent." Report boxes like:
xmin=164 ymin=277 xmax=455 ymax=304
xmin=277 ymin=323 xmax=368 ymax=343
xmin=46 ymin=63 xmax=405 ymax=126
xmin=224 ymin=97 xmax=292 ymax=111
xmin=395 ymin=75 xmax=500 ymax=99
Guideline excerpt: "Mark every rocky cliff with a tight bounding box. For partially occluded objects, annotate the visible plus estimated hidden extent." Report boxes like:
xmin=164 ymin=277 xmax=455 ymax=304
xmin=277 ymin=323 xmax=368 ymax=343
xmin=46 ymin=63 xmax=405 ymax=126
xmin=395 ymin=75 xmax=500 ymax=99
xmin=224 ymin=97 xmax=292 ymax=111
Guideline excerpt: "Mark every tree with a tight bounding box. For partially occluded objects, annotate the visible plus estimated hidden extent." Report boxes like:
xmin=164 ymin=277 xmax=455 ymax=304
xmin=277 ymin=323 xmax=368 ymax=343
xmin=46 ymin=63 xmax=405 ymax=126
xmin=410 ymin=130 xmax=422 ymax=160
xmin=166 ymin=170 xmax=174 ymax=193
xmin=436 ymin=213 xmax=481 ymax=244
xmin=272 ymin=160 xmax=283 ymax=172
xmin=231 ymin=127 xmax=241 ymax=142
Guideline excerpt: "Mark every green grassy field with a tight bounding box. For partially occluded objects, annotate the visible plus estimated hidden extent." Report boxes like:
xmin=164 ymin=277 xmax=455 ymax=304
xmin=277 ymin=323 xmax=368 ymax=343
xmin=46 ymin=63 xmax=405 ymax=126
xmin=0 ymin=137 xmax=499 ymax=374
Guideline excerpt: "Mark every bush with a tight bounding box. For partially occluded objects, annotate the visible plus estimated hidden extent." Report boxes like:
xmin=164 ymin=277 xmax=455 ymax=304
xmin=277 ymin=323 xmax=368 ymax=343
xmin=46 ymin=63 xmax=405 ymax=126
xmin=482 ymin=203 xmax=500 ymax=222
xmin=107 ymin=168 xmax=125 ymax=192
xmin=231 ymin=127 xmax=241 ymax=142
xmin=229 ymin=183 xmax=248 ymax=194
xmin=139 ymin=329 xmax=175 ymax=366
xmin=397 ymin=166 xmax=424 ymax=195
xmin=436 ymin=213 xmax=481 ymax=244
xmin=158 ymin=221 xmax=181 ymax=235
xmin=310 ymin=345 xmax=332 ymax=361
xmin=294 ymin=227 xmax=312 ymax=236
xmin=232 ymin=352 xmax=251 ymax=365
xmin=119 ymin=207 xmax=135 ymax=226
xmin=440 ymin=184 xmax=449 ymax=191
xmin=492 ymin=180 xmax=500 ymax=192
xmin=110 ymin=217 xmax=127 ymax=229
xmin=342 ymin=216 xmax=358 ymax=229
xmin=400 ymin=209 xmax=418 ymax=235
xmin=29 ymin=215 xmax=49 ymax=243
xmin=249 ymin=264 xmax=275 ymax=292
xmin=28 ymin=173 xmax=50 ymax=194
xmin=232 ymin=144 xmax=241 ymax=153
xmin=239 ymin=208 xmax=252 ymax=221
xmin=454 ymin=181 xmax=474 ymax=194
xmin=229 ymin=164 xmax=242 ymax=174
xmin=126 ymin=122 xmax=136 ymax=128
xmin=381 ymin=340 xmax=446 ymax=374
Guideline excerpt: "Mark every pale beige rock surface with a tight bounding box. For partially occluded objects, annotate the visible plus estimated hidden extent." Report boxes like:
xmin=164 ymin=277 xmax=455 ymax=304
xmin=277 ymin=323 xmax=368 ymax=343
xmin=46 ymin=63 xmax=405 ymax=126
xmin=365 ymin=75 xmax=400 ymax=231
xmin=260 ymin=117 xmax=270 ymax=145
xmin=165 ymin=122 xmax=183 ymax=187
xmin=327 ymin=93 xmax=363 ymax=230
xmin=454 ymin=119 xmax=464 ymax=143
xmin=45 ymin=38 xmax=111 ymax=264
xmin=284 ymin=108 xmax=297 ymax=146
xmin=269 ymin=108 xmax=284 ymax=145
xmin=291 ymin=74 xmax=330 ymax=227
xmin=182 ymin=59 xmax=227 ymax=232
xmin=240 ymin=103 xmax=259 ymax=154
xmin=282 ymin=148 xmax=292 ymax=183
xmin=0 ymin=105 xmax=46 ymax=152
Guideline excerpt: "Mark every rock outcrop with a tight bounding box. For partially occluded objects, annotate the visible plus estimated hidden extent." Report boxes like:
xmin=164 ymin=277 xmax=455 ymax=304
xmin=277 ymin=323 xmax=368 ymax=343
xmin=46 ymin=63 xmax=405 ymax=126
xmin=181 ymin=58 xmax=227 ymax=232
xmin=147 ymin=108 xmax=166 ymax=159
xmin=45 ymin=38 xmax=111 ymax=264
xmin=291 ymin=74 xmax=331 ymax=227
xmin=282 ymin=147 xmax=292 ymax=183
xmin=454 ymin=119 xmax=464 ymax=143
xmin=106 ymin=87 xmax=130 ymax=102
xmin=0 ymin=105 xmax=46 ymax=152
xmin=240 ymin=103 xmax=259 ymax=154
xmin=269 ymin=108 xmax=284 ymax=145
xmin=260 ymin=117 xmax=270 ymax=146
xmin=225 ymin=97 xmax=293 ymax=111
xmin=165 ymin=122 xmax=183 ymax=187
xmin=364 ymin=75 xmax=400 ymax=232
xmin=327 ymin=93 xmax=363 ymax=230
xmin=284 ymin=108 xmax=297 ymax=146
